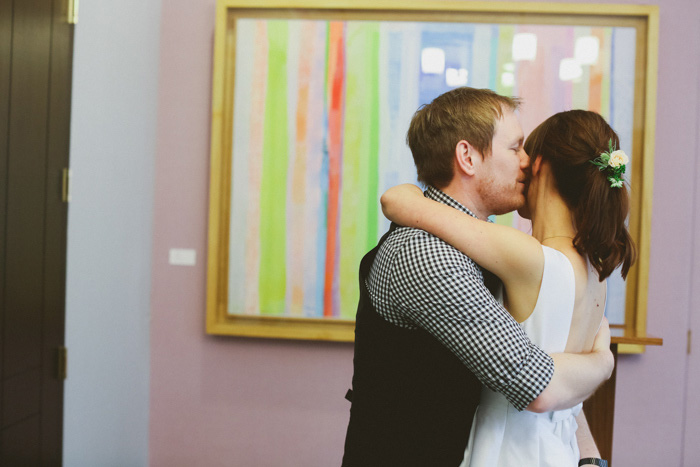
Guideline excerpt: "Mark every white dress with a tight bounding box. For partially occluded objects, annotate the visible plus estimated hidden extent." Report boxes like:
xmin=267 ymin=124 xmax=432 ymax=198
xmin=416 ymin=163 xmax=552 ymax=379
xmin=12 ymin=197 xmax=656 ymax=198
xmin=461 ymin=245 xmax=589 ymax=467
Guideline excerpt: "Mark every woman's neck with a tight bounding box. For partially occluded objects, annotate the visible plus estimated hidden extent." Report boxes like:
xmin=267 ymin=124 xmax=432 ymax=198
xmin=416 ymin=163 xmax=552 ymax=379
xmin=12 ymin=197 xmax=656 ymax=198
xmin=529 ymin=170 xmax=576 ymax=243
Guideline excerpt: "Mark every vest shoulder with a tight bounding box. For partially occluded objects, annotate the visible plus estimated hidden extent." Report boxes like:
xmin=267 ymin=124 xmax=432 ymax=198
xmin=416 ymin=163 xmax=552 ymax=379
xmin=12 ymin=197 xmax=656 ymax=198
xmin=373 ymin=227 xmax=482 ymax=278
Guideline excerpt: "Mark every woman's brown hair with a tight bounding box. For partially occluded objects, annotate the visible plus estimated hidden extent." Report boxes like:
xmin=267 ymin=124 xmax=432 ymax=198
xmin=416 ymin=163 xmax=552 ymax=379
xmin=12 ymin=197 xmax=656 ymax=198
xmin=524 ymin=110 xmax=636 ymax=281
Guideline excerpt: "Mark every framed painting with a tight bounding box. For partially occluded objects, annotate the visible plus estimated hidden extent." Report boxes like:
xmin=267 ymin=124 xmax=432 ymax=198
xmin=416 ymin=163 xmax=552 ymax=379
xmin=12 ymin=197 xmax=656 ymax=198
xmin=206 ymin=0 xmax=658 ymax=347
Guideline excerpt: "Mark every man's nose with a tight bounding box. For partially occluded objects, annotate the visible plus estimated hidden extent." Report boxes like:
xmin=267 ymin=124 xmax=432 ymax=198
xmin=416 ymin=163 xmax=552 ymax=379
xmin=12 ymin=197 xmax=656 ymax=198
xmin=519 ymin=148 xmax=530 ymax=169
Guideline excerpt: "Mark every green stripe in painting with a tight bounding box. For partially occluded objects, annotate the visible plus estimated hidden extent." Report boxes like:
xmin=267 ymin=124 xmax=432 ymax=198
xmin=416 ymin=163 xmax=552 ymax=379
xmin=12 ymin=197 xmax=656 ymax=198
xmin=339 ymin=22 xmax=380 ymax=318
xmin=494 ymin=211 xmax=514 ymax=227
xmin=495 ymin=26 xmax=515 ymax=95
xmin=365 ymin=26 xmax=380 ymax=252
xmin=259 ymin=21 xmax=289 ymax=315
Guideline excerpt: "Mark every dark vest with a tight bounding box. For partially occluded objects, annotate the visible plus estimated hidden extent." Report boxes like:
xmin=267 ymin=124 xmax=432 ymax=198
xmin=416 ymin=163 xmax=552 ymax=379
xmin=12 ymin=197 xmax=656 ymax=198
xmin=342 ymin=227 xmax=482 ymax=467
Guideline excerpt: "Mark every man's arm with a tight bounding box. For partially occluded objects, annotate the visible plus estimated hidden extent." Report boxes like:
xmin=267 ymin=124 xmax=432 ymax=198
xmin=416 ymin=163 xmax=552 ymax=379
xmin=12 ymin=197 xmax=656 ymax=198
xmin=390 ymin=232 xmax=612 ymax=412
xmin=527 ymin=319 xmax=614 ymax=412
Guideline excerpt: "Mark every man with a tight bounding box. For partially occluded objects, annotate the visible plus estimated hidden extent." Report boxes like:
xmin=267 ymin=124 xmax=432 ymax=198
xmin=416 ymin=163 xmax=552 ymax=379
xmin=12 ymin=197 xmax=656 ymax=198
xmin=342 ymin=87 xmax=613 ymax=466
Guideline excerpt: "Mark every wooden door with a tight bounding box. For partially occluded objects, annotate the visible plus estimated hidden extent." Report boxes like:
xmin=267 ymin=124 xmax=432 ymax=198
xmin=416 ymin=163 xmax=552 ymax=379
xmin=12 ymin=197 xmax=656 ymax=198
xmin=0 ymin=0 xmax=73 ymax=464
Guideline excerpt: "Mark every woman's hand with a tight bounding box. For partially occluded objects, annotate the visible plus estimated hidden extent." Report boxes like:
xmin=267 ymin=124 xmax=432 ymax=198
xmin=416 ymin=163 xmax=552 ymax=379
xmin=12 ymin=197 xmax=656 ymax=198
xmin=380 ymin=184 xmax=425 ymax=227
xmin=590 ymin=317 xmax=614 ymax=380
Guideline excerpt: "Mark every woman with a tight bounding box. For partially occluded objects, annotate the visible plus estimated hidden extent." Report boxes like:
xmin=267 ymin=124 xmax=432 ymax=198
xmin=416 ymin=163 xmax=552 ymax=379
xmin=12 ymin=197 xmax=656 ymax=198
xmin=381 ymin=110 xmax=635 ymax=466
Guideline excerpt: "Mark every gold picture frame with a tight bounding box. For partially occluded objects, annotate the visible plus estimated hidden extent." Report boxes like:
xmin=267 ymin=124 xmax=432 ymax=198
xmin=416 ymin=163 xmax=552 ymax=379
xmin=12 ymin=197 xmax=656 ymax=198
xmin=206 ymin=0 xmax=658 ymax=347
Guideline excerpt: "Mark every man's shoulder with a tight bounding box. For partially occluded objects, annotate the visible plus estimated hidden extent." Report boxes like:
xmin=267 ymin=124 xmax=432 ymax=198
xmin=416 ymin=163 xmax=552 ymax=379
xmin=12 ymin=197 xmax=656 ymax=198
xmin=375 ymin=226 xmax=481 ymax=277
xmin=381 ymin=226 xmax=470 ymax=257
xmin=366 ymin=225 xmax=486 ymax=326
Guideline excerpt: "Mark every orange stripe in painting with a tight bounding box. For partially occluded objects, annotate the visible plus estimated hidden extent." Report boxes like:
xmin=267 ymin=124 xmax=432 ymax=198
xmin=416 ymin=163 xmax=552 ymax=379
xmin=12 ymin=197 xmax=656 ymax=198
xmin=288 ymin=23 xmax=315 ymax=316
xmin=323 ymin=22 xmax=345 ymax=317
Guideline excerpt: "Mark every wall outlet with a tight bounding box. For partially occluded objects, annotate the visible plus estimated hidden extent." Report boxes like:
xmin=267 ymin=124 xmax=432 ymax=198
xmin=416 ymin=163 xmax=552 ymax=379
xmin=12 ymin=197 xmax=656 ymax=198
xmin=169 ymin=248 xmax=196 ymax=266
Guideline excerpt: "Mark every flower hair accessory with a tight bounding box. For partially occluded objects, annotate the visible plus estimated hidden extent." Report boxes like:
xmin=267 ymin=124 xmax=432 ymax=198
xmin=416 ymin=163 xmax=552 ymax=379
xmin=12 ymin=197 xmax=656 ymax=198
xmin=589 ymin=140 xmax=629 ymax=188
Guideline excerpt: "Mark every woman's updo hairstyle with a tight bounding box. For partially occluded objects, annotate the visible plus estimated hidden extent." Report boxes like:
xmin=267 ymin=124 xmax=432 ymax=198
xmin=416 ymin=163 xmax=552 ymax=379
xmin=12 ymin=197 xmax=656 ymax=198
xmin=524 ymin=110 xmax=636 ymax=281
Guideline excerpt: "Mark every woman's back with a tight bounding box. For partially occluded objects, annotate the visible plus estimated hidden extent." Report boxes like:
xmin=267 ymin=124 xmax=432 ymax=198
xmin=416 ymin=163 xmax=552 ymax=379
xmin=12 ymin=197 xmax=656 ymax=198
xmin=546 ymin=240 xmax=607 ymax=354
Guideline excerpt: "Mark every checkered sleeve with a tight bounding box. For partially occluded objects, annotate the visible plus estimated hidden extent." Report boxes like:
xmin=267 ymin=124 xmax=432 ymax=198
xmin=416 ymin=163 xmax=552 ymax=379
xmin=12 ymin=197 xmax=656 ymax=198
xmin=389 ymin=231 xmax=554 ymax=411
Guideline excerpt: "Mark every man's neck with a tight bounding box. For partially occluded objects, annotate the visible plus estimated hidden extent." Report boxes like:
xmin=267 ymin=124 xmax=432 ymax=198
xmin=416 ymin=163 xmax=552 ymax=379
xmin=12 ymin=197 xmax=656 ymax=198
xmin=440 ymin=184 xmax=490 ymax=220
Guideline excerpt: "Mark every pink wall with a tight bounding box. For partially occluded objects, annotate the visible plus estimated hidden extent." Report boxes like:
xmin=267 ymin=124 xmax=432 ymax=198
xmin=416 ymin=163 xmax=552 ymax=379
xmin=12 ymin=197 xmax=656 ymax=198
xmin=149 ymin=0 xmax=700 ymax=465
xmin=683 ymin=56 xmax=700 ymax=462
xmin=609 ymin=1 xmax=699 ymax=465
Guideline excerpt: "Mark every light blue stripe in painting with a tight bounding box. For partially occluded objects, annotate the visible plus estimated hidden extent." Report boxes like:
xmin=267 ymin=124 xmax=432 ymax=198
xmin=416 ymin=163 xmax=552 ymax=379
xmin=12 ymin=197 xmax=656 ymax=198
xmin=605 ymin=26 xmax=636 ymax=325
xmin=605 ymin=263 xmax=627 ymax=324
xmin=312 ymin=21 xmax=330 ymax=318
xmin=301 ymin=21 xmax=327 ymax=318
xmin=463 ymin=26 xmax=475 ymax=89
xmin=610 ymin=28 xmax=636 ymax=190
xmin=228 ymin=19 xmax=256 ymax=316
xmin=471 ymin=25 xmax=493 ymax=89
xmin=419 ymin=23 xmax=475 ymax=107
xmin=610 ymin=27 xmax=636 ymax=164
xmin=488 ymin=25 xmax=500 ymax=91
xmin=395 ymin=25 xmax=421 ymax=189
xmin=376 ymin=23 xmax=421 ymax=236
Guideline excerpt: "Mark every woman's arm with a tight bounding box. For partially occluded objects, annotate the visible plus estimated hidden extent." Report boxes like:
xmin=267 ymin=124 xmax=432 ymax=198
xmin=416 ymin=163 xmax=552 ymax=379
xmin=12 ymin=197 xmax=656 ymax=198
xmin=528 ymin=318 xmax=614 ymax=412
xmin=381 ymin=184 xmax=543 ymax=290
xmin=575 ymin=410 xmax=603 ymax=465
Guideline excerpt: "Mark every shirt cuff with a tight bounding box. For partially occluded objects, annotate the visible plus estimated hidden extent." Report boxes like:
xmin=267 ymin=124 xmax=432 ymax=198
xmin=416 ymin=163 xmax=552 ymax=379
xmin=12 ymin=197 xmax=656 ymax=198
xmin=501 ymin=345 xmax=554 ymax=411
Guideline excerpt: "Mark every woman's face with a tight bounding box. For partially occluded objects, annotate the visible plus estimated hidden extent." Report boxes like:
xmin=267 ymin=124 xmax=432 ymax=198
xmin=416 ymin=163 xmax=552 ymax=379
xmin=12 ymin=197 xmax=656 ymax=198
xmin=516 ymin=156 xmax=535 ymax=220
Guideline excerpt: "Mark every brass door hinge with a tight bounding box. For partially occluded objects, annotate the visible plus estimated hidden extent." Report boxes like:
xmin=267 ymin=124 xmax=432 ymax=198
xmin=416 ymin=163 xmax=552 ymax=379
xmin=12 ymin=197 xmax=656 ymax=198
xmin=57 ymin=346 xmax=67 ymax=380
xmin=67 ymin=0 xmax=79 ymax=24
xmin=62 ymin=168 xmax=71 ymax=202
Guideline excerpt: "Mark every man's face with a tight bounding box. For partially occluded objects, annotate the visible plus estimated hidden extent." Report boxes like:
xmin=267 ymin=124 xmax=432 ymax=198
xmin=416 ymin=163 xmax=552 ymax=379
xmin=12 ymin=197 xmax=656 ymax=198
xmin=476 ymin=110 xmax=529 ymax=216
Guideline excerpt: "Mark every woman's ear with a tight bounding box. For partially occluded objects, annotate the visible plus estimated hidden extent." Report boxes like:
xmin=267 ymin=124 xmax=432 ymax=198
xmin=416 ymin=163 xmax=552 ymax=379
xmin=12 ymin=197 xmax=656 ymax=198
xmin=455 ymin=140 xmax=480 ymax=176
xmin=531 ymin=154 xmax=544 ymax=177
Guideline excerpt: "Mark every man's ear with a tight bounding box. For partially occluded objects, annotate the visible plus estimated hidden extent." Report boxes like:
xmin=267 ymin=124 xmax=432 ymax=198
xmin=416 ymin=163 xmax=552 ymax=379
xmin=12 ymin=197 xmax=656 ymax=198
xmin=455 ymin=140 xmax=480 ymax=176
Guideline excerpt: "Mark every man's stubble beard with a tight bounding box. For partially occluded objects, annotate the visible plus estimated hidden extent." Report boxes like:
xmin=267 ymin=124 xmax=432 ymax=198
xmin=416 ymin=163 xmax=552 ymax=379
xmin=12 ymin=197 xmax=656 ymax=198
xmin=476 ymin=177 xmax=526 ymax=217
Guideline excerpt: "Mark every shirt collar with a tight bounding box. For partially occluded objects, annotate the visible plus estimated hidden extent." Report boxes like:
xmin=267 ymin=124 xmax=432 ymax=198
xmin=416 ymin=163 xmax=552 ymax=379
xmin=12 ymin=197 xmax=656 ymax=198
xmin=424 ymin=186 xmax=480 ymax=220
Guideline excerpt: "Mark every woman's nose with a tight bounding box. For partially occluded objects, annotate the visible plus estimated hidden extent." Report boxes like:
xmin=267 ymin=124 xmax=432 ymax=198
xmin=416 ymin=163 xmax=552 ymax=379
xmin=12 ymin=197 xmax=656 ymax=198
xmin=519 ymin=149 xmax=530 ymax=168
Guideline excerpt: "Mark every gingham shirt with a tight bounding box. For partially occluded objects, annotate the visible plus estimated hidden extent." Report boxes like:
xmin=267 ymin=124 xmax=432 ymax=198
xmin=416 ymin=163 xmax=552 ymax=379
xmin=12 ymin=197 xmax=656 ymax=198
xmin=366 ymin=186 xmax=554 ymax=411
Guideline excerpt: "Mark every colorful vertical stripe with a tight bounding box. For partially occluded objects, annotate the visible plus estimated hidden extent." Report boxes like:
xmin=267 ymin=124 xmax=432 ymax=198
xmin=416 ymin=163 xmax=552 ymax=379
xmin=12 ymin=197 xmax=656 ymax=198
xmin=258 ymin=20 xmax=289 ymax=315
xmin=339 ymin=22 xmax=380 ymax=318
xmin=323 ymin=22 xmax=346 ymax=318
xmin=240 ymin=21 xmax=268 ymax=316
xmin=303 ymin=22 xmax=329 ymax=318
xmin=228 ymin=19 xmax=257 ymax=315
xmin=285 ymin=21 xmax=315 ymax=317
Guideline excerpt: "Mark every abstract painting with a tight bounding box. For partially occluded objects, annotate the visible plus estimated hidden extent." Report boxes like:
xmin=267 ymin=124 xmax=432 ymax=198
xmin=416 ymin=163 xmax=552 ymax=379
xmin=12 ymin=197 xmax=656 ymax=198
xmin=228 ymin=20 xmax=635 ymax=321
xmin=207 ymin=1 xmax=657 ymax=341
